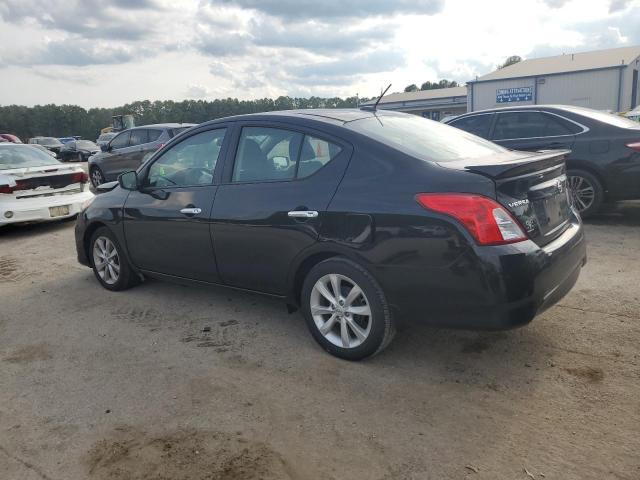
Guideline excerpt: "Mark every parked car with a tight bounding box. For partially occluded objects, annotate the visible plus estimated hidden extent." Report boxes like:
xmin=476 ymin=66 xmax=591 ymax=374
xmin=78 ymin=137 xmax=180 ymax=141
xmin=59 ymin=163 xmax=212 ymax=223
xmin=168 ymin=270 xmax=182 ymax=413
xmin=75 ymin=109 xmax=586 ymax=360
xmin=0 ymin=143 xmax=93 ymax=226
xmin=58 ymin=136 xmax=81 ymax=144
xmin=445 ymin=105 xmax=640 ymax=217
xmin=0 ymin=133 xmax=22 ymax=143
xmin=96 ymin=132 xmax=117 ymax=147
xmin=27 ymin=137 xmax=64 ymax=157
xmin=59 ymin=140 xmax=100 ymax=162
xmin=88 ymin=123 xmax=195 ymax=187
xmin=28 ymin=144 xmax=58 ymax=158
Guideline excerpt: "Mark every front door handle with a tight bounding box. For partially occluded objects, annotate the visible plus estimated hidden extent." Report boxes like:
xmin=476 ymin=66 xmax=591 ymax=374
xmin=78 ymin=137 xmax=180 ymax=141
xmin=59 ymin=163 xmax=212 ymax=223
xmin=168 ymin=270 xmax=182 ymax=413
xmin=180 ymin=207 xmax=202 ymax=215
xmin=288 ymin=210 xmax=318 ymax=218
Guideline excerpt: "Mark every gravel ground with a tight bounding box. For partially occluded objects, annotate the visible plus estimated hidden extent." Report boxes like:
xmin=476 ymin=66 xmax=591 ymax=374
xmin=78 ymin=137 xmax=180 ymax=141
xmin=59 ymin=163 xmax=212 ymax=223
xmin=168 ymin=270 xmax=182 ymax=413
xmin=0 ymin=202 xmax=639 ymax=480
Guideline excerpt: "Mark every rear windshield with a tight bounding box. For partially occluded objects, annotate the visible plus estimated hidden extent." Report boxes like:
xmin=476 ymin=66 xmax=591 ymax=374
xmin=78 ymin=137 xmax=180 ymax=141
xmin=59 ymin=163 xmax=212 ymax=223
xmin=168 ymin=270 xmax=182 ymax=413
xmin=347 ymin=114 xmax=506 ymax=162
xmin=563 ymin=106 xmax=640 ymax=129
xmin=0 ymin=145 xmax=60 ymax=170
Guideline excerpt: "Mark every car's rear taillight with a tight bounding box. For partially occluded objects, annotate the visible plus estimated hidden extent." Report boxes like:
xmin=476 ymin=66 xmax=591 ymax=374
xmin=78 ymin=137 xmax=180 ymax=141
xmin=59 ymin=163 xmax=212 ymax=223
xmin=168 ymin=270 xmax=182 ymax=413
xmin=415 ymin=193 xmax=528 ymax=245
xmin=0 ymin=184 xmax=15 ymax=194
xmin=70 ymin=172 xmax=89 ymax=183
xmin=625 ymin=141 xmax=640 ymax=152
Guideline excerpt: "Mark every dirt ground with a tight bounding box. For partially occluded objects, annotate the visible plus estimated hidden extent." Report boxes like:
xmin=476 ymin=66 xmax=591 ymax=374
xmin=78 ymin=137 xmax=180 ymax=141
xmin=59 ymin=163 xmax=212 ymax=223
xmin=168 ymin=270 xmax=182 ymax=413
xmin=1 ymin=202 xmax=639 ymax=480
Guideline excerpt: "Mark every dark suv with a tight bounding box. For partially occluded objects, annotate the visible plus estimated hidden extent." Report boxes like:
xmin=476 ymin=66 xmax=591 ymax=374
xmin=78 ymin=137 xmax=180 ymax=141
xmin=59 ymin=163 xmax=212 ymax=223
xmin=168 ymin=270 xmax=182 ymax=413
xmin=88 ymin=123 xmax=194 ymax=187
xmin=445 ymin=105 xmax=640 ymax=217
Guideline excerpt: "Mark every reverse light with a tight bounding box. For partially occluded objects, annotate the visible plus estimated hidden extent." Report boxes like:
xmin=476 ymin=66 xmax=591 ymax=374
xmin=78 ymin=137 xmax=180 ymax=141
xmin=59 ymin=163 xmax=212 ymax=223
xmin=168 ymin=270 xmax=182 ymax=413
xmin=625 ymin=141 xmax=640 ymax=152
xmin=415 ymin=193 xmax=528 ymax=246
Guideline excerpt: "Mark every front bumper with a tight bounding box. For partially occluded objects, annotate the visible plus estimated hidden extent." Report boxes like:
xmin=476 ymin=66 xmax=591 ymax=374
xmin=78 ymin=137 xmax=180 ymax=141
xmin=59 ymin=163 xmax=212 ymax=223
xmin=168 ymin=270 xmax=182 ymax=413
xmin=0 ymin=190 xmax=94 ymax=226
xmin=378 ymin=216 xmax=587 ymax=330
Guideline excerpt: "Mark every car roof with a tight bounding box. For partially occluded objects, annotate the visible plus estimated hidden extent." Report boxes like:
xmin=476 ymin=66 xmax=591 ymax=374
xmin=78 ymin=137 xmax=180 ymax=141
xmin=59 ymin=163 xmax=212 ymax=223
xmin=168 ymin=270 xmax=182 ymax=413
xmin=453 ymin=105 xmax=584 ymax=117
xmin=199 ymin=108 xmax=409 ymax=127
xmin=131 ymin=123 xmax=197 ymax=129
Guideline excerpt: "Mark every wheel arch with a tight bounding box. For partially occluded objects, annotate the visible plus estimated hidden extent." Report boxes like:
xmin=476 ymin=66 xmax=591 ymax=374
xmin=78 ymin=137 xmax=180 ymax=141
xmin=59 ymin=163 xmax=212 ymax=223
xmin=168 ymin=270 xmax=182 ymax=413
xmin=83 ymin=221 xmax=108 ymax=263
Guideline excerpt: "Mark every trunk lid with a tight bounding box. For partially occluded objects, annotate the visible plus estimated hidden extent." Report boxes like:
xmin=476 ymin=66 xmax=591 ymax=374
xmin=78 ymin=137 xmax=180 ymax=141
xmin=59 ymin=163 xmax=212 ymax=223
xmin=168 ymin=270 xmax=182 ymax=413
xmin=0 ymin=165 xmax=87 ymax=198
xmin=438 ymin=150 xmax=573 ymax=246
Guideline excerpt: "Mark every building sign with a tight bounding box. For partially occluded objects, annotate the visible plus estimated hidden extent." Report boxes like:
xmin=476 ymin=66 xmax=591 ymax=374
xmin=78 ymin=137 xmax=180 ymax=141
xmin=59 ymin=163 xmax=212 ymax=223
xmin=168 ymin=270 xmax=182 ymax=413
xmin=496 ymin=86 xmax=533 ymax=103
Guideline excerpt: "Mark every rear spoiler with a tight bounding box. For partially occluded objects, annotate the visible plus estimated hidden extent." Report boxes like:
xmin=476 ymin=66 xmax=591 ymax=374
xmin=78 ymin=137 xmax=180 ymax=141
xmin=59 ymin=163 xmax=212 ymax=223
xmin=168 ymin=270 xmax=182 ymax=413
xmin=438 ymin=149 xmax=571 ymax=179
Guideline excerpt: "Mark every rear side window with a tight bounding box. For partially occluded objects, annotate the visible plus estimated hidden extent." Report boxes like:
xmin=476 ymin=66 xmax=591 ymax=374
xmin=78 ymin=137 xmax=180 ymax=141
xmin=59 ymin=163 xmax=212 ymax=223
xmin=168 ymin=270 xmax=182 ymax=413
xmin=493 ymin=112 xmax=574 ymax=140
xmin=449 ymin=114 xmax=493 ymax=138
xmin=129 ymin=129 xmax=148 ymax=146
xmin=347 ymin=114 xmax=505 ymax=163
xmin=233 ymin=127 xmax=303 ymax=182
xmin=148 ymin=129 xmax=162 ymax=142
xmin=298 ymin=135 xmax=341 ymax=178
xmin=110 ymin=131 xmax=130 ymax=149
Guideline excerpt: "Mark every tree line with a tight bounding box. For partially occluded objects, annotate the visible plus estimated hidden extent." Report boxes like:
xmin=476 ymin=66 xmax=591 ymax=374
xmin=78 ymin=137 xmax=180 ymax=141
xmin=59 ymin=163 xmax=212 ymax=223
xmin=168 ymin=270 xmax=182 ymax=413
xmin=404 ymin=79 xmax=459 ymax=93
xmin=0 ymin=96 xmax=365 ymax=142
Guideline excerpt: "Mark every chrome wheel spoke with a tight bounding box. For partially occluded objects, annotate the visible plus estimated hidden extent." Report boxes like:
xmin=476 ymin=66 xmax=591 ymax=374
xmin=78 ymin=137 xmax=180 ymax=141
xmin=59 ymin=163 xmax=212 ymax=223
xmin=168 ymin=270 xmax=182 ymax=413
xmin=93 ymin=236 xmax=120 ymax=285
xmin=316 ymin=280 xmax=336 ymax=305
xmin=347 ymin=304 xmax=371 ymax=316
xmin=345 ymin=317 xmax=367 ymax=342
xmin=329 ymin=274 xmax=341 ymax=300
xmin=343 ymin=284 xmax=362 ymax=308
xmin=340 ymin=319 xmax=350 ymax=347
xmin=319 ymin=313 xmax=338 ymax=335
xmin=311 ymin=305 xmax=334 ymax=316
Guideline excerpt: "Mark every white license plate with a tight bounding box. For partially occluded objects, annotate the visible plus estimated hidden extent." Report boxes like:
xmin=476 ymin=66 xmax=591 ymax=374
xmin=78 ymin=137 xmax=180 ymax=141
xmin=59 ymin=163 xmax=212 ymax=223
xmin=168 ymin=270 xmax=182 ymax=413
xmin=49 ymin=205 xmax=70 ymax=217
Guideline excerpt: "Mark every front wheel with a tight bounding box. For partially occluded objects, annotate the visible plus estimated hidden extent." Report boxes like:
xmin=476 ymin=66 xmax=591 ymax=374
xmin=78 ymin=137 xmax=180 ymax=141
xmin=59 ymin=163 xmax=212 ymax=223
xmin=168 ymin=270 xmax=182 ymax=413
xmin=301 ymin=257 xmax=395 ymax=360
xmin=89 ymin=227 xmax=139 ymax=291
xmin=567 ymin=169 xmax=603 ymax=218
xmin=90 ymin=166 xmax=105 ymax=188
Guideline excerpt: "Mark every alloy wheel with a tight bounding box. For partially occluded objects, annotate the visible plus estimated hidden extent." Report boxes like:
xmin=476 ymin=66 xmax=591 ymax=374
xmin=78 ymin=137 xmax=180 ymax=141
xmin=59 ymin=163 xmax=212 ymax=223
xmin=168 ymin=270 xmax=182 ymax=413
xmin=92 ymin=236 xmax=120 ymax=285
xmin=568 ymin=174 xmax=595 ymax=213
xmin=310 ymin=273 xmax=372 ymax=349
xmin=91 ymin=168 xmax=104 ymax=187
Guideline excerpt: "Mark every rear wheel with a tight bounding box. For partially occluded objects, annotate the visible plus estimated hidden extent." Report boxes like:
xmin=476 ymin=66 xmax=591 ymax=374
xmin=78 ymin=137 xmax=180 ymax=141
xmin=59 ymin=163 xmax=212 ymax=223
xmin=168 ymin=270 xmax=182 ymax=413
xmin=90 ymin=166 xmax=105 ymax=188
xmin=89 ymin=227 xmax=139 ymax=291
xmin=567 ymin=169 xmax=603 ymax=218
xmin=301 ymin=257 xmax=395 ymax=360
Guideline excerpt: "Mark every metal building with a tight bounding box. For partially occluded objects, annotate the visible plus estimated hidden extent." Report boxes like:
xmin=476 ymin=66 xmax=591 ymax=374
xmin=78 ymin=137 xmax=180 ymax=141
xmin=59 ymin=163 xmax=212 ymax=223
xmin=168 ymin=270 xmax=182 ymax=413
xmin=361 ymin=86 xmax=467 ymax=121
xmin=468 ymin=46 xmax=640 ymax=113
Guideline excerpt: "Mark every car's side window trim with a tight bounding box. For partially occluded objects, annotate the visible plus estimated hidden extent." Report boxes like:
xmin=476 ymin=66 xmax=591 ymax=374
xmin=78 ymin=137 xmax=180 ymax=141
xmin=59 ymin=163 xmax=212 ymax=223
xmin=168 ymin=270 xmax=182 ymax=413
xmin=139 ymin=125 xmax=231 ymax=190
xmin=222 ymin=121 xmax=350 ymax=185
xmin=490 ymin=110 xmax=590 ymax=141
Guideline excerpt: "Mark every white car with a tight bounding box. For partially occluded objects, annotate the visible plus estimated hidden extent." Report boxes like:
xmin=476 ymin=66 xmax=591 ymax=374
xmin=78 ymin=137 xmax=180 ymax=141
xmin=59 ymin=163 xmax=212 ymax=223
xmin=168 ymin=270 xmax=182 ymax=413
xmin=0 ymin=143 xmax=94 ymax=226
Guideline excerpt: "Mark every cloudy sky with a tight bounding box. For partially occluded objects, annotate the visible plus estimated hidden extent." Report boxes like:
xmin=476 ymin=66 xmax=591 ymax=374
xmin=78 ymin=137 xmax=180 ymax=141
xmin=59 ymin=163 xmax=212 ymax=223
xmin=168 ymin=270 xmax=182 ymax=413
xmin=0 ymin=0 xmax=638 ymax=108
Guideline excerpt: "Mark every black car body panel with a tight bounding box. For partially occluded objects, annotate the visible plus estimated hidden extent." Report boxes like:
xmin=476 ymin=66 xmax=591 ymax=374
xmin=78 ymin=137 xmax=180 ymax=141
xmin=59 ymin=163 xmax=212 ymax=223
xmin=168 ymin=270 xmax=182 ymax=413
xmin=445 ymin=105 xmax=640 ymax=201
xmin=76 ymin=109 xmax=587 ymax=330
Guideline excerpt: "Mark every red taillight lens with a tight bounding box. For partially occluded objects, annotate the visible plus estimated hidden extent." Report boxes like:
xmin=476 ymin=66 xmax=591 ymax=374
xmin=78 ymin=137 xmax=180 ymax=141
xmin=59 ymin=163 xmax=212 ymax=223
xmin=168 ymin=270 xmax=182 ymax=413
xmin=0 ymin=184 xmax=15 ymax=194
xmin=70 ymin=172 xmax=89 ymax=183
xmin=626 ymin=141 xmax=640 ymax=152
xmin=415 ymin=193 xmax=527 ymax=246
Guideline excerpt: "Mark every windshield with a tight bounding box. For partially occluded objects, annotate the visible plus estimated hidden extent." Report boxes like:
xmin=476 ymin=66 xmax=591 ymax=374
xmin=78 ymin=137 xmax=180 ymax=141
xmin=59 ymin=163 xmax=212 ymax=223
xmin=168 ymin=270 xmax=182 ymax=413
xmin=76 ymin=140 xmax=98 ymax=150
xmin=39 ymin=137 xmax=63 ymax=145
xmin=563 ymin=106 xmax=640 ymax=129
xmin=347 ymin=114 xmax=506 ymax=162
xmin=0 ymin=145 xmax=61 ymax=170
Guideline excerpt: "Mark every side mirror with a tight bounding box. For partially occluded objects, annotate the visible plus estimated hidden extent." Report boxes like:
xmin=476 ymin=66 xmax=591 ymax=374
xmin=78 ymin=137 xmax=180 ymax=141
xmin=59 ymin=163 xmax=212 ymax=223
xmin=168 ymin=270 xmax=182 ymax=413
xmin=118 ymin=170 xmax=138 ymax=191
xmin=100 ymin=144 xmax=109 ymax=152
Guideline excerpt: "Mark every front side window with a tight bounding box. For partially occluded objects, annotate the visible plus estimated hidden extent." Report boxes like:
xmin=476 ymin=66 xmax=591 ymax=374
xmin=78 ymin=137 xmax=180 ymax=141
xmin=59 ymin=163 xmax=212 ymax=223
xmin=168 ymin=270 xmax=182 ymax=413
xmin=129 ymin=129 xmax=148 ymax=146
xmin=148 ymin=129 xmax=162 ymax=142
xmin=233 ymin=127 xmax=303 ymax=182
xmin=110 ymin=131 xmax=130 ymax=149
xmin=449 ymin=114 xmax=493 ymax=138
xmin=145 ymin=128 xmax=226 ymax=188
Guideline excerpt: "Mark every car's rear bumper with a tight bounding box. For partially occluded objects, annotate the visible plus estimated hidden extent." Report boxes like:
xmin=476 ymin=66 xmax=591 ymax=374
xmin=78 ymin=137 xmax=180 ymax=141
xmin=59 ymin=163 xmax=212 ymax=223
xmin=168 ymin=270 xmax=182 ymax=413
xmin=377 ymin=215 xmax=587 ymax=330
xmin=0 ymin=190 xmax=94 ymax=226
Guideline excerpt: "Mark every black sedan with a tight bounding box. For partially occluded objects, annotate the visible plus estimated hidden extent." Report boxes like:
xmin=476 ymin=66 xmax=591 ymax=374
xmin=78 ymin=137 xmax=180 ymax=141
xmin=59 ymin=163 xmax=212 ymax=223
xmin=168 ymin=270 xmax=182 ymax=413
xmin=445 ymin=105 xmax=640 ymax=217
xmin=59 ymin=140 xmax=100 ymax=162
xmin=75 ymin=109 xmax=586 ymax=360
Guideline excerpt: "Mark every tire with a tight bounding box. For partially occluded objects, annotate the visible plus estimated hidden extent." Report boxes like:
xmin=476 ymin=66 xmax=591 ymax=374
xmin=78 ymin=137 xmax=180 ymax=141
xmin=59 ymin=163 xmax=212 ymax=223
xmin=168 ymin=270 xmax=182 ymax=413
xmin=567 ymin=169 xmax=603 ymax=218
xmin=89 ymin=227 xmax=139 ymax=291
xmin=90 ymin=166 xmax=105 ymax=188
xmin=301 ymin=257 xmax=395 ymax=360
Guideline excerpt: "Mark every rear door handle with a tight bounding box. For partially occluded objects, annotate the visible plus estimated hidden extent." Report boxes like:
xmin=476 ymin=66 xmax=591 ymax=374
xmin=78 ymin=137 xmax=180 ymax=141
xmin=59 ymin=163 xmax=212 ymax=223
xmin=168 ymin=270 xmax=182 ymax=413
xmin=288 ymin=210 xmax=318 ymax=218
xmin=180 ymin=207 xmax=202 ymax=215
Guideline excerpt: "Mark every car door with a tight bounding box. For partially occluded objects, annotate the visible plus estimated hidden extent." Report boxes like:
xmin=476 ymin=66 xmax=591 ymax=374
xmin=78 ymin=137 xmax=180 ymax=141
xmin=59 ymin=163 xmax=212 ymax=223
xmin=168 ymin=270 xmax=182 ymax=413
xmin=211 ymin=122 xmax=352 ymax=294
xmin=123 ymin=126 xmax=229 ymax=282
xmin=491 ymin=111 xmax=576 ymax=151
xmin=103 ymin=130 xmax=131 ymax=179
xmin=125 ymin=128 xmax=149 ymax=170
